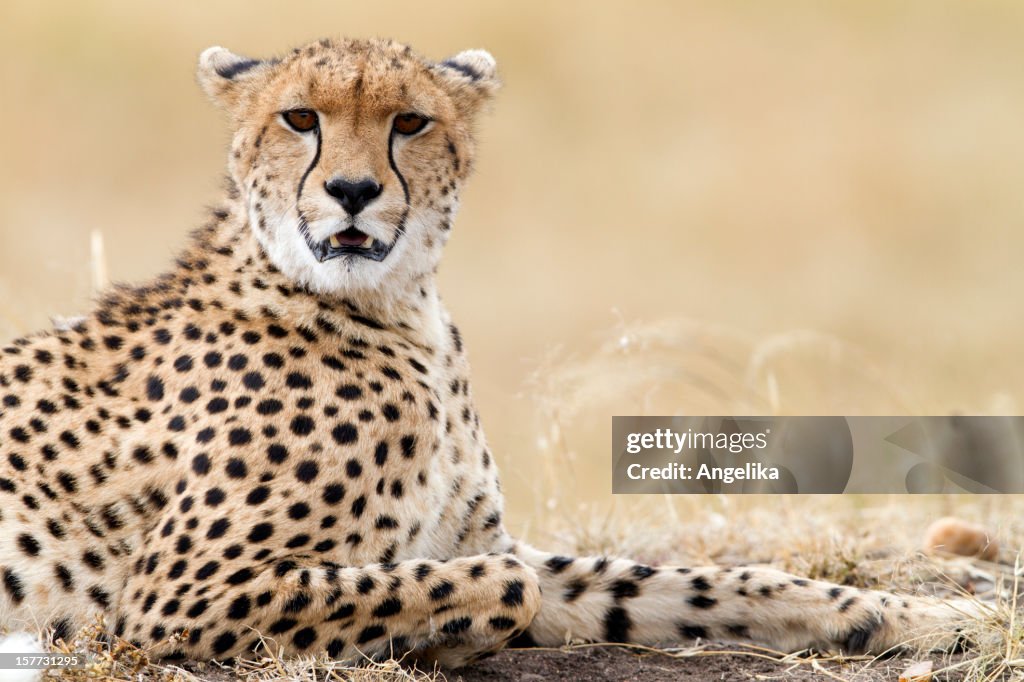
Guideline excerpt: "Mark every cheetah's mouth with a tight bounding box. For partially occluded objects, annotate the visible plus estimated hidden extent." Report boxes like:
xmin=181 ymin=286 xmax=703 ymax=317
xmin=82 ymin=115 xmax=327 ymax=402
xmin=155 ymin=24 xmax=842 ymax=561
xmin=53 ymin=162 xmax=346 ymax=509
xmin=307 ymin=227 xmax=393 ymax=263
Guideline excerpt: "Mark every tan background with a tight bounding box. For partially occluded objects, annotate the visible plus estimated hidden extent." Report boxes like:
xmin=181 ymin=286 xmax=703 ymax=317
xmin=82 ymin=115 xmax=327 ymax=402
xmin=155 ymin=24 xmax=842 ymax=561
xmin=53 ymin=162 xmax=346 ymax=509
xmin=1 ymin=1 xmax=1023 ymax=530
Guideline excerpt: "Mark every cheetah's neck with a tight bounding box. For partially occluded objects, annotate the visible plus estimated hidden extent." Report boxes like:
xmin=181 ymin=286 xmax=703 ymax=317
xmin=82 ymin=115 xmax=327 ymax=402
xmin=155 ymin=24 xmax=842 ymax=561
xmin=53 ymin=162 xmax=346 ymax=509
xmin=179 ymin=195 xmax=450 ymax=354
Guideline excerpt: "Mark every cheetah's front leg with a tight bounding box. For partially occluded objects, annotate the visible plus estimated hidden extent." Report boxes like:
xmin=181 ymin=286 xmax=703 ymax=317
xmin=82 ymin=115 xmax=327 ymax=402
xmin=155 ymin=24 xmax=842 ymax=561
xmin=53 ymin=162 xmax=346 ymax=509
xmin=512 ymin=543 xmax=974 ymax=654
xmin=118 ymin=553 xmax=540 ymax=668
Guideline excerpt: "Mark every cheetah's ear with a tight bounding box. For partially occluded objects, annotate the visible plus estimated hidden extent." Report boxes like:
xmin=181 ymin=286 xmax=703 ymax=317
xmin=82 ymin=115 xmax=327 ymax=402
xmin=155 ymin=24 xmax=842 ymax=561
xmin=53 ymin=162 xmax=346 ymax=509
xmin=436 ymin=49 xmax=500 ymax=114
xmin=197 ymin=46 xmax=272 ymax=112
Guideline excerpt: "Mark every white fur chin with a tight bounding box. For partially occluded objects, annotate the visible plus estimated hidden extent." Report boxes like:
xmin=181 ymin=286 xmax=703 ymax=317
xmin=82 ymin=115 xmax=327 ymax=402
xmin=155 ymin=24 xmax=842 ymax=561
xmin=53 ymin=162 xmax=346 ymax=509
xmin=0 ymin=632 xmax=45 ymax=682
xmin=252 ymin=212 xmax=439 ymax=301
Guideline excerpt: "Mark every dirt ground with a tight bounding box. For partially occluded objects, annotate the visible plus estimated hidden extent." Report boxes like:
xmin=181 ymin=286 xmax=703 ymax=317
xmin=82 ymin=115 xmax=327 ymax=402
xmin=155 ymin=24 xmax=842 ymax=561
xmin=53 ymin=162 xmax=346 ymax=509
xmin=452 ymin=645 xmax=932 ymax=682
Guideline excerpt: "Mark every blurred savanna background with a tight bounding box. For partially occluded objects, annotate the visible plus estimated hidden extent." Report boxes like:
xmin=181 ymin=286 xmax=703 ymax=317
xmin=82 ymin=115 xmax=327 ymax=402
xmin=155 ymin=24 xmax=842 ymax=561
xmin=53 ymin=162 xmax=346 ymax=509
xmin=1 ymin=0 xmax=1024 ymax=551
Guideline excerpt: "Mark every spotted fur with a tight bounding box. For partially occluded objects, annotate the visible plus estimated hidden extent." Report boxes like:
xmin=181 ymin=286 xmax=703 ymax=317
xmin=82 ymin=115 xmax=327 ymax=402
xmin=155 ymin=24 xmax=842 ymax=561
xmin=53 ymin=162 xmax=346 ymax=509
xmin=0 ymin=37 xmax=973 ymax=667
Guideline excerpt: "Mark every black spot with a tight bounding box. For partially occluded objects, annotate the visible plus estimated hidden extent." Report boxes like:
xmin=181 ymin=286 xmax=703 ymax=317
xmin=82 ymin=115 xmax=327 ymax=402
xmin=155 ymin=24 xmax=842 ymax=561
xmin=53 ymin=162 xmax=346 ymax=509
xmin=336 ymin=384 xmax=362 ymax=400
xmin=225 ymin=458 xmax=248 ymax=478
xmin=186 ymin=600 xmax=209 ymax=618
xmin=332 ymin=423 xmax=358 ymax=445
xmin=350 ymin=495 xmax=366 ymax=518
xmin=322 ymin=483 xmax=345 ymax=504
xmin=688 ymin=595 xmax=718 ymax=609
xmin=192 ymin=454 xmax=211 ymax=475
xmin=3 ymin=568 xmax=25 ymax=603
xmin=256 ymin=399 xmax=283 ymax=415
xmin=374 ymin=515 xmax=398 ymax=529
xmin=351 ymin=575 xmax=374 ymax=595
xmin=632 ymin=565 xmax=656 ymax=579
xmin=284 ymin=592 xmax=312 ymax=613
xmin=290 ymin=415 xmax=315 ymax=436
xmin=227 ymin=594 xmax=251 ymax=619
xmin=59 ymin=431 xmax=81 ymax=450
xmin=54 ymin=564 xmax=73 ymax=592
xmin=268 ymin=618 xmax=297 ymax=634
xmin=288 ymin=502 xmax=311 ymax=520
xmin=326 ymin=638 xmax=345 ymax=657
xmin=51 ymin=617 xmax=73 ymax=643
xmin=228 ymin=429 xmax=252 ymax=447
xmin=82 ymin=550 xmax=104 ymax=570
xmin=691 ymin=575 xmax=712 ymax=592
xmin=429 ymin=580 xmax=455 ymax=601
xmin=247 ymin=523 xmax=273 ymax=542
xmin=267 ymin=444 xmax=288 ymax=463
xmin=489 ymin=616 xmax=517 ymax=631
xmin=134 ymin=446 xmax=155 ymax=462
xmin=17 ymin=533 xmax=40 ymax=556
xmin=56 ymin=471 xmax=79 ymax=493
xmin=545 ymin=556 xmax=574 ymax=574
xmin=843 ymin=623 xmax=878 ymax=652
xmin=603 ymin=606 xmax=632 ymax=642
xmin=502 ymin=579 xmax=526 ymax=606
xmin=372 ymin=597 xmax=403 ymax=618
xmin=247 ymin=486 xmax=270 ymax=505
xmin=295 ymin=460 xmax=319 ymax=482
xmin=442 ymin=616 xmax=472 ymax=634
xmin=727 ymin=624 xmax=749 ymax=638
xmin=206 ymin=518 xmax=230 ymax=539
xmin=327 ymin=603 xmax=355 ymax=621
xmin=196 ymin=561 xmax=220 ymax=579
xmin=611 ymin=580 xmax=638 ymax=600
xmin=357 ymin=624 xmax=386 ymax=644
xmin=292 ymin=627 xmax=317 ymax=649
xmin=286 ymin=372 xmax=313 ymax=390
xmin=207 ymin=398 xmax=228 ymax=414
xmin=146 ymin=376 xmax=165 ymax=401
xmin=212 ymin=631 xmax=237 ymax=655
xmin=564 ymin=579 xmax=587 ymax=602
xmin=226 ymin=568 xmax=254 ymax=585
xmin=679 ymin=624 xmax=707 ymax=639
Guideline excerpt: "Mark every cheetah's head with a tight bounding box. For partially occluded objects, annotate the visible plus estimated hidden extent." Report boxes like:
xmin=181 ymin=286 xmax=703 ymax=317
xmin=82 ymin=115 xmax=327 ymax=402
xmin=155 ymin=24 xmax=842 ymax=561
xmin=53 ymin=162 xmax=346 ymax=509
xmin=198 ymin=38 xmax=498 ymax=296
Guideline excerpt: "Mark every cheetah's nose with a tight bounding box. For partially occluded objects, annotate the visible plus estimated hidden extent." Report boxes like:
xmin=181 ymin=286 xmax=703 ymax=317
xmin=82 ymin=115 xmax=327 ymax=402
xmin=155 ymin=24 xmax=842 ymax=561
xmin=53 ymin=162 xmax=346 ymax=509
xmin=324 ymin=177 xmax=383 ymax=215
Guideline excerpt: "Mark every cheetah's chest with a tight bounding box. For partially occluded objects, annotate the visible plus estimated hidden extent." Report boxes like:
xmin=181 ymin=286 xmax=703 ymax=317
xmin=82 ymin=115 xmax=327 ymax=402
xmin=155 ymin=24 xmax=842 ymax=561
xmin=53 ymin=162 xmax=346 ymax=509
xmin=152 ymin=323 xmax=481 ymax=567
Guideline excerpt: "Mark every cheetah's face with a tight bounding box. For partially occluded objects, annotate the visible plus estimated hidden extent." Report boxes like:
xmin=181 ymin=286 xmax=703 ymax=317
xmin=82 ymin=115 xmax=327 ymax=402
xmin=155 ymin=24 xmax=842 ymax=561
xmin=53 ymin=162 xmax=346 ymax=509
xmin=198 ymin=39 xmax=498 ymax=296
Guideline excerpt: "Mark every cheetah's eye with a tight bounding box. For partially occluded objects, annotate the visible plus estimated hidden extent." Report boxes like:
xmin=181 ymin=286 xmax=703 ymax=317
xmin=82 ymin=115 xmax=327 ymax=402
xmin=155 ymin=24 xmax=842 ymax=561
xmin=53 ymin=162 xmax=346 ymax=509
xmin=393 ymin=113 xmax=430 ymax=136
xmin=283 ymin=109 xmax=318 ymax=132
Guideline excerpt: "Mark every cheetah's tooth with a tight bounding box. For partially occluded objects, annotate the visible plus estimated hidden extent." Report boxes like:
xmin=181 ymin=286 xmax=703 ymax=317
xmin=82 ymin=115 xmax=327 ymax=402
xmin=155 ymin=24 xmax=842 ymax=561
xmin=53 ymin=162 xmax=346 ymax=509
xmin=361 ymin=235 xmax=374 ymax=248
xmin=329 ymin=235 xmax=341 ymax=248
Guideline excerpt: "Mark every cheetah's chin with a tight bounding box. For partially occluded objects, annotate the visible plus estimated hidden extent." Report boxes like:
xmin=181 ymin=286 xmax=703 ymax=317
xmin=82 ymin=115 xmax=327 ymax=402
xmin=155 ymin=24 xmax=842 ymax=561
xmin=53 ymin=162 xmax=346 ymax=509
xmin=307 ymin=227 xmax=394 ymax=264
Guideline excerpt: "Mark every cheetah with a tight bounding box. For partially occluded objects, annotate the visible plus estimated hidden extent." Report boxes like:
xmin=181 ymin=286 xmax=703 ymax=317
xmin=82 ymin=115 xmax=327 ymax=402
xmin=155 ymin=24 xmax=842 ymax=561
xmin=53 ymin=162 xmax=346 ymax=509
xmin=0 ymin=37 xmax=974 ymax=667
